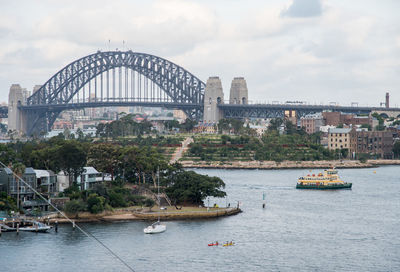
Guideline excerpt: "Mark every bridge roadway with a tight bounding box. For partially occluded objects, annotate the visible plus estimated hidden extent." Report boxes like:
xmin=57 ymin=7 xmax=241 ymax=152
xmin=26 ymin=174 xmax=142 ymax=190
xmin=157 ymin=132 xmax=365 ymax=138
xmin=19 ymin=101 xmax=202 ymax=111
xmin=3 ymin=103 xmax=400 ymax=120
xmin=219 ymin=103 xmax=400 ymax=119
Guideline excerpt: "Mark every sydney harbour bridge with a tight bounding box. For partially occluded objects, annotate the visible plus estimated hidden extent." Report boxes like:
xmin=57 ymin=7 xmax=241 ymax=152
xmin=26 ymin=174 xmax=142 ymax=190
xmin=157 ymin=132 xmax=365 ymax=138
xmin=5 ymin=50 xmax=400 ymax=136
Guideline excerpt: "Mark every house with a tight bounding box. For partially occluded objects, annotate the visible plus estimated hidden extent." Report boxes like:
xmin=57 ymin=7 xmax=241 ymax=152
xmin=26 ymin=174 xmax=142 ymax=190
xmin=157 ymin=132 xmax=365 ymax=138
xmin=34 ymin=169 xmax=57 ymax=195
xmin=0 ymin=167 xmax=49 ymax=210
xmin=0 ymin=167 xmax=36 ymax=202
xmin=76 ymin=167 xmax=103 ymax=190
xmin=56 ymin=171 xmax=70 ymax=192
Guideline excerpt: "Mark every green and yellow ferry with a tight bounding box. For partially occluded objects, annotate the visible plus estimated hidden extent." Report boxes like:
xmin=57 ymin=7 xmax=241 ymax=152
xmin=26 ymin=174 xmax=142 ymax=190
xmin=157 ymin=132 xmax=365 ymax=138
xmin=296 ymin=168 xmax=352 ymax=190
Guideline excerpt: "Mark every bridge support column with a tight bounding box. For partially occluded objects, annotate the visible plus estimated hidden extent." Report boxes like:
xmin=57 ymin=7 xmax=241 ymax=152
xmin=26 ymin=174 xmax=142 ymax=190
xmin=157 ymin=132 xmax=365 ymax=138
xmin=203 ymin=77 xmax=224 ymax=123
xmin=229 ymin=77 xmax=248 ymax=105
xmin=8 ymin=84 xmax=29 ymax=136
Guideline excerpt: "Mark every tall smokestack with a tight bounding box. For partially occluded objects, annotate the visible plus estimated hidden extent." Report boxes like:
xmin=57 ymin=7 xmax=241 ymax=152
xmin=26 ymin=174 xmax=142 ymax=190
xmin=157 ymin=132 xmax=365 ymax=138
xmin=386 ymin=92 xmax=389 ymax=108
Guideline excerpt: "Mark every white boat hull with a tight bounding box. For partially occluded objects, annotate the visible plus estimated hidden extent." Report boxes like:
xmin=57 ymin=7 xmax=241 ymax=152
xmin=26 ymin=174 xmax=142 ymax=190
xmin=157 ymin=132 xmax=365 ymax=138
xmin=144 ymin=223 xmax=166 ymax=234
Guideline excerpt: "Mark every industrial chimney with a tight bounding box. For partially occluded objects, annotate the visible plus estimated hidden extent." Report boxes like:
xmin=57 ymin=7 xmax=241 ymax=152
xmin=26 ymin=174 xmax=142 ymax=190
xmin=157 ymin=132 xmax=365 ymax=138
xmin=386 ymin=92 xmax=389 ymax=108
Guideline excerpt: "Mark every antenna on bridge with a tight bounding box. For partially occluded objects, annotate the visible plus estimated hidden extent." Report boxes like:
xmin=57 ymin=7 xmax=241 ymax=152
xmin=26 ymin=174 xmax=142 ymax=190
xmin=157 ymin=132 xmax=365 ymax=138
xmin=123 ymin=40 xmax=125 ymax=51
xmin=108 ymin=39 xmax=111 ymax=51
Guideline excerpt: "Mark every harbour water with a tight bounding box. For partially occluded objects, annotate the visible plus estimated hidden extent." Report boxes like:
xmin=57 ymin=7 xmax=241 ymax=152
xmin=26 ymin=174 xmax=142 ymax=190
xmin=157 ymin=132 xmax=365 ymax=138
xmin=1 ymin=166 xmax=399 ymax=271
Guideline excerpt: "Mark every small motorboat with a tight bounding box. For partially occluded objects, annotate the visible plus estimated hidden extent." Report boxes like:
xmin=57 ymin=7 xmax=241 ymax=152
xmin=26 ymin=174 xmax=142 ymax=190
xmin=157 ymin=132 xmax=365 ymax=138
xmin=144 ymin=221 xmax=166 ymax=234
xmin=19 ymin=220 xmax=52 ymax=232
xmin=208 ymin=242 xmax=219 ymax=246
xmin=0 ymin=222 xmax=16 ymax=232
xmin=1 ymin=219 xmax=52 ymax=232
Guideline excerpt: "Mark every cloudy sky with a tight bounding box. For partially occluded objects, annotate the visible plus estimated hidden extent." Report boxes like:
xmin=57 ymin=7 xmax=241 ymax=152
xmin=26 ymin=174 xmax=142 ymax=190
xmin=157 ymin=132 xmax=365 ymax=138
xmin=1 ymin=0 xmax=399 ymax=107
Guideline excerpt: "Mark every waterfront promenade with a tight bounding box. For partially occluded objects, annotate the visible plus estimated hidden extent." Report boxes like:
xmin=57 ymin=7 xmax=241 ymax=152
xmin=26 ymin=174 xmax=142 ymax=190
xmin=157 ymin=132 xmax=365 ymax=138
xmin=179 ymin=159 xmax=400 ymax=169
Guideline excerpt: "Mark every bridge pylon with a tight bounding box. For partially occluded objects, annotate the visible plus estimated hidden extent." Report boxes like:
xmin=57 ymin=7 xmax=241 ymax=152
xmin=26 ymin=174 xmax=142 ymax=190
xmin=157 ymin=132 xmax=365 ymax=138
xmin=8 ymin=84 xmax=30 ymax=136
xmin=229 ymin=77 xmax=248 ymax=105
xmin=203 ymin=77 xmax=224 ymax=123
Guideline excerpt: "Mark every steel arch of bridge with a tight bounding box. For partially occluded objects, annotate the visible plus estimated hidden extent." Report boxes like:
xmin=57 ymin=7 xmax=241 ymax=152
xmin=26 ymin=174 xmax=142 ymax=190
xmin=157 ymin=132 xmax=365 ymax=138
xmin=22 ymin=51 xmax=206 ymax=135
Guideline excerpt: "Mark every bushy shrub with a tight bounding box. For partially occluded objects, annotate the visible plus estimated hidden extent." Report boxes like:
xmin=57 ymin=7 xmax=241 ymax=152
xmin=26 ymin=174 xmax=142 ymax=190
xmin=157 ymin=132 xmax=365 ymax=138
xmin=87 ymin=194 xmax=105 ymax=214
xmin=108 ymin=191 xmax=127 ymax=208
xmin=65 ymin=199 xmax=87 ymax=214
xmin=127 ymin=195 xmax=146 ymax=206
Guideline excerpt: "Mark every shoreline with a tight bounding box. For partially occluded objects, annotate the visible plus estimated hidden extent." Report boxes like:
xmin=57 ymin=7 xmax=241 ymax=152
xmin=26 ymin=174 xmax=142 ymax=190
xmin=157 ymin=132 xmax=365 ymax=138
xmin=42 ymin=207 xmax=242 ymax=224
xmin=179 ymin=159 xmax=400 ymax=170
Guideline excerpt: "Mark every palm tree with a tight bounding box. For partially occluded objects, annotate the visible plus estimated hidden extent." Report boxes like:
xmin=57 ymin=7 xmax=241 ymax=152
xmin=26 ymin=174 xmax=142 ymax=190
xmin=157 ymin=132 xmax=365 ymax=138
xmin=12 ymin=162 xmax=26 ymax=210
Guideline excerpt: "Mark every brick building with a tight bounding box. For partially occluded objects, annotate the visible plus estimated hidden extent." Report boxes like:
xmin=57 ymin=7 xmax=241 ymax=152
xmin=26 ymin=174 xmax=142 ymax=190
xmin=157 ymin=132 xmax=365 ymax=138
xmin=350 ymin=130 xmax=394 ymax=159
xmin=323 ymin=112 xmax=371 ymax=127
xmin=300 ymin=113 xmax=324 ymax=134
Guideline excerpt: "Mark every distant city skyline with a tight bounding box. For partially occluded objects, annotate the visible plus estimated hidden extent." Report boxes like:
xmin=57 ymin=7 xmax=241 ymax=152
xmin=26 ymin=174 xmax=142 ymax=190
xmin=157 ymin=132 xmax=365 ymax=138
xmin=0 ymin=0 xmax=399 ymax=106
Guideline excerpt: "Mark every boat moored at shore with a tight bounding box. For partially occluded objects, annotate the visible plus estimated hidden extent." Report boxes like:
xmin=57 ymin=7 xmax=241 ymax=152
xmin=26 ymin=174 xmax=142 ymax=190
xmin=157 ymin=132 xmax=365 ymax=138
xmin=296 ymin=169 xmax=352 ymax=190
xmin=0 ymin=218 xmax=52 ymax=233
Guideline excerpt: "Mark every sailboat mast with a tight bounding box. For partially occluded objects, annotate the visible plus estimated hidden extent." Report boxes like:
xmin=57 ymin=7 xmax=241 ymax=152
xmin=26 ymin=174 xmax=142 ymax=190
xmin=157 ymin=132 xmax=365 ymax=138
xmin=157 ymin=166 xmax=160 ymax=222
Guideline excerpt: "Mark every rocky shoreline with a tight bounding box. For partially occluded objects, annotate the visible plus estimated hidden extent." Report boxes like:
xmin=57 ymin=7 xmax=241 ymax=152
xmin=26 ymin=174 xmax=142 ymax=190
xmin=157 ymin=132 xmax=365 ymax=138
xmin=179 ymin=159 xmax=400 ymax=169
xmin=44 ymin=207 xmax=241 ymax=224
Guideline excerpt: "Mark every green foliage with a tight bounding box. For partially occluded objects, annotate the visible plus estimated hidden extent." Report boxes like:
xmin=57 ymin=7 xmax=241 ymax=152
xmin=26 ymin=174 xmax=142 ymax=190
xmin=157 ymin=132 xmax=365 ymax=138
xmin=372 ymin=112 xmax=386 ymax=131
xmin=0 ymin=191 xmax=17 ymax=213
xmin=65 ymin=199 xmax=87 ymax=213
xmin=164 ymin=120 xmax=180 ymax=131
xmin=357 ymin=153 xmax=369 ymax=163
xmin=165 ymin=170 xmax=226 ymax=205
xmin=181 ymin=118 xmax=197 ymax=132
xmin=88 ymin=143 xmax=120 ymax=181
xmin=108 ymin=190 xmax=127 ymax=208
xmin=87 ymin=193 xmax=105 ymax=214
xmin=268 ymin=118 xmax=284 ymax=131
xmin=393 ymin=141 xmax=400 ymax=159
xmin=217 ymin=119 xmax=244 ymax=134
xmin=96 ymin=114 xmax=153 ymax=138
xmin=360 ymin=124 xmax=371 ymax=131
xmin=127 ymin=195 xmax=146 ymax=206
xmin=144 ymin=198 xmax=155 ymax=208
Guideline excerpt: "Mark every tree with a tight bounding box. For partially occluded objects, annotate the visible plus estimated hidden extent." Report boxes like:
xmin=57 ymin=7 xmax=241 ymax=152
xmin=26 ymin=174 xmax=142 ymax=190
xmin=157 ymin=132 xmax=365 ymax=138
xmin=393 ymin=141 xmax=400 ymax=159
xmin=360 ymin=124 xmax=371 ymax=131
xmin=268 ymin=118 xmax=283 ymax=131
xmin=165 ymin=170 xmax=226 ymax=205
xmin=11 ymin=162 xmax=26 ymax=210
xmin=164 ymin=120 xmax=180 ymax=131
xmin=76 ymin=128 xmax=85 ymax=141
xmin=181 ymin=118 xmax=197 ymax=132
xmin=218 ymin=119 xmax=231 ymax=134
xmin=144 ymin=198 xmax=155 ymax=211
xmin=57 ymin=141 xmax=87 ymax=187
xmin=230 ymin=119 xmax=244 ymax=134
xmin=88 ymin=143 xmax=120 ymax=181
xmin=0 ymin=191 xmax=17 ymax=214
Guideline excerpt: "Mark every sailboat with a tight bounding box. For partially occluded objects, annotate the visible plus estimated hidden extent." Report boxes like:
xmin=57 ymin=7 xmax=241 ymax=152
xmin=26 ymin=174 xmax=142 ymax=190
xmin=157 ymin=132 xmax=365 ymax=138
xmin=144 ymin=167 xmax=166 ymax=234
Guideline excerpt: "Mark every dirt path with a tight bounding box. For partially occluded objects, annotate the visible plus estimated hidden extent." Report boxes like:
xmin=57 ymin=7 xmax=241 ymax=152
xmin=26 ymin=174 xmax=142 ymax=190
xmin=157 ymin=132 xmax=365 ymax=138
xmin=170 ymin=136 xmax=193 ymax=163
